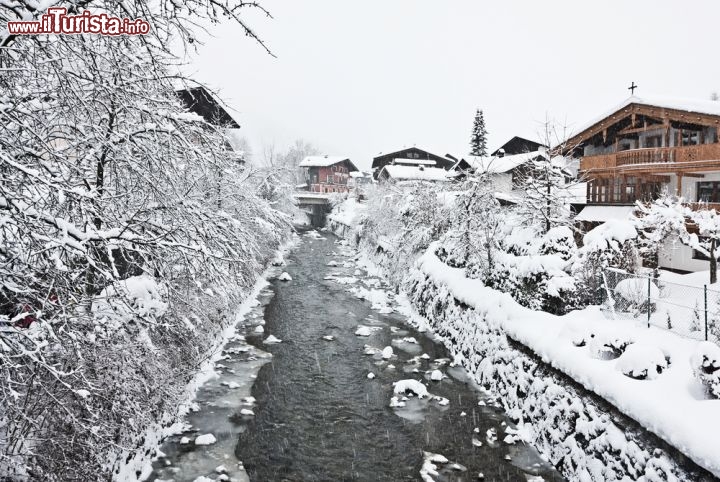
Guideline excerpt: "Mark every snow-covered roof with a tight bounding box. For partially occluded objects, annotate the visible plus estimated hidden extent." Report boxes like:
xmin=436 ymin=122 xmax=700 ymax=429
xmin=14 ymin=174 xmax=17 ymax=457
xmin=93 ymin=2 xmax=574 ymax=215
xmin=563 ymin=182 xmax=588 ymax=205
xmin=299 ymin=155 xmax=352 ymax=168
xmin=574 ymin=205 xmax=635 ymax=222
xmin=349 ymin=171 xmax=370 ymax=178
xmin=380 ymin=165 xmax=454 ymax=182
xmin=494 ymin=191 xmax=522 ymax=204
xmin=393 ymin=158 xmax=437 ymax=166
xmin=569 ymin=94 xmax=720 ymax=143
xmin=466 ymin=150 xmax=549 ymax=174
xmin=374 ymin=145 xmax=447 ymax=159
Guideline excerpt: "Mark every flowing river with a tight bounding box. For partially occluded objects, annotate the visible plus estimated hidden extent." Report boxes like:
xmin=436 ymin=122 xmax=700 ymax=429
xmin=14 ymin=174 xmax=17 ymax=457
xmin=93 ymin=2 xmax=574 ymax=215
xmin=150 ymin=230 xmax=563 ymax=482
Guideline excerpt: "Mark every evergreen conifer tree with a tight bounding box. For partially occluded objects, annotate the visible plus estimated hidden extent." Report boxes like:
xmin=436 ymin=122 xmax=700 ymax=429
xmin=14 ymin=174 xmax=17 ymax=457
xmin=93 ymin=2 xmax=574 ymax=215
xmin=470 ymin=108 xmax=488 ymax=156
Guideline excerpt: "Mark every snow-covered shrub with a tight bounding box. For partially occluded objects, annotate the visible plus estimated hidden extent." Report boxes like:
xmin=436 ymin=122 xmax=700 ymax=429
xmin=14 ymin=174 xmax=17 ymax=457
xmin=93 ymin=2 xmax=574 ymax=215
xmin=613 ymin=277 xmax=659 ymax=316
xmin=690 ymin=342 xmax=720 ymax=399
xmin=484 ymin=224 xmax=580 ymax=314
xmin=616 ymin=343 xmax=669 ymax=380
xmin=586 ymin=332 xmax=634 ymax=360
xmin=573 ymin=220 xmax=641 ymax=306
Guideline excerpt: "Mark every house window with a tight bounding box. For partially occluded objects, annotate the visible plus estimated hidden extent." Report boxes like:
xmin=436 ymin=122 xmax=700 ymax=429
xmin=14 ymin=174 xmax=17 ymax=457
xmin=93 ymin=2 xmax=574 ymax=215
xmin=645 ymin=135 xmax=662 ymax=148
xmin=697 ymin=182 xmax=720 ymax=203
xmin=327 ymin=175 xmax=333 ymax=183
xmin=682 ymin=131 xmax=700 ymax=146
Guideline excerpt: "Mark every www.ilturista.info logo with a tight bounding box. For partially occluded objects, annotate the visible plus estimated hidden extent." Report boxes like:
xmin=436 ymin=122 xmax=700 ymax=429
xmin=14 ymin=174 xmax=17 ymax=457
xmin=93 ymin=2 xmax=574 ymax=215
xmin=7 ymin=8 xmax=150 ymax=35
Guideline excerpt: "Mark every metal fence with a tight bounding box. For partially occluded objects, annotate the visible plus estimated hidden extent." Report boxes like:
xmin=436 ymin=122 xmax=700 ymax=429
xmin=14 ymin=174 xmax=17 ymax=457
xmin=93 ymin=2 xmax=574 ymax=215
xmin=600 ymin=267 xmax=720 ymax=343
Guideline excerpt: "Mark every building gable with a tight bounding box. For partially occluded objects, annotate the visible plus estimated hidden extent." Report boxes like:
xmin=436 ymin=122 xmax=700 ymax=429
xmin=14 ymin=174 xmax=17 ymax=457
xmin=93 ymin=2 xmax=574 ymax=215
xmin=176 ymin=87 xmax=240 ymax=128
xmin=491 ymin=136 xmax=545 ymax=156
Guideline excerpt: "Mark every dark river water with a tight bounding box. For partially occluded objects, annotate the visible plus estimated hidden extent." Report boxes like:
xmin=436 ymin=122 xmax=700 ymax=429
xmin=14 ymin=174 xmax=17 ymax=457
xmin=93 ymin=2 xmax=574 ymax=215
xmin=150 ymin=231 xmax=563 ymax=482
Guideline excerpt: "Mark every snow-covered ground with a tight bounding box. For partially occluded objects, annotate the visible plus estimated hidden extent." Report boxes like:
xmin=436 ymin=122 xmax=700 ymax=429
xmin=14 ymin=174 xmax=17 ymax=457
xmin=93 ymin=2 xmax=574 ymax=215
xmin=327 ymin=197 xmax=366 ymax=227
xmin=416 ymin=243 xmax=720 ymax=478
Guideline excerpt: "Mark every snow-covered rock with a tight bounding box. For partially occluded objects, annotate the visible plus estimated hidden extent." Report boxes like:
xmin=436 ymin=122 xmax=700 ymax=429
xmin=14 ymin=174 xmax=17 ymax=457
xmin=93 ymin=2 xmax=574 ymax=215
xmin=263 ymin=335 xmax=282 ymax=344
xmin=355 ymin=325 xmax=373 ymax=336
xmin=278 ymin=272 xmax=292 ymax=281
xmin=253 ymin=325 xmax=264 ymax=334
xmin=430 ymin=370 xmax=443 ymax=381
xmin=194 ymin=434 xmax=217 ymax=446
xmin=367 ymin=372 xmax=375 ymax=379
xmin=393 ymin=379 xmax=428 ymax=398
xmin=420 ymin=452 xmax=449 ymax=481
xmin=381 ymin=346 xmax=394 ymax=359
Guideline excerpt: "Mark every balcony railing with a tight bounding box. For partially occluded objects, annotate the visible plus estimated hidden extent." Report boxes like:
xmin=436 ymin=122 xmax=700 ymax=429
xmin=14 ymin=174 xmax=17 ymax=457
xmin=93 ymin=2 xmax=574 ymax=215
xmin=580 ymin=143 xmax=720 ymax=171
xmin=309 ymin=183 xmax=350 ymax=194
xmin=685 ymin=202 xmax=720 ymax=212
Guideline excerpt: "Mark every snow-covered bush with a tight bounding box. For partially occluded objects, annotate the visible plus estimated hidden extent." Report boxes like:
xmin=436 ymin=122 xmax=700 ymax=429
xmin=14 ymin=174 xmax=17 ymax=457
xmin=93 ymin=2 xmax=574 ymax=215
xmin=616 ymin=343 xmax=669 ymax=380
xmin=586 ymin=332 xmax=634 ymax=360
xmin=613 ymin=277 xmax=659 ymax=315
xmin=483 ymin=224 xmax=579 ymax=314
xmin=690 ymin=342 xmax=720 ymax=399
xmin=573 ymin=220 xmax=641 ymax=306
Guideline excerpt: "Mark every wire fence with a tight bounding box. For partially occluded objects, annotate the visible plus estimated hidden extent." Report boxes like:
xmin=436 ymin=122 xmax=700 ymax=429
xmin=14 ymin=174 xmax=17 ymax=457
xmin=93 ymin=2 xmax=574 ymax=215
xmin=600 ymin=268 xmax=720 ymax=344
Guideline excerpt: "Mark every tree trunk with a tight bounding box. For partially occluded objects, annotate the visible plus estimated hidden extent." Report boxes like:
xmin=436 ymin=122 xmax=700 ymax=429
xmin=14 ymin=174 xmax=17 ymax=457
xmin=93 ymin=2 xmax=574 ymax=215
xmin=711 ymin=238 xmax=717 ymax=285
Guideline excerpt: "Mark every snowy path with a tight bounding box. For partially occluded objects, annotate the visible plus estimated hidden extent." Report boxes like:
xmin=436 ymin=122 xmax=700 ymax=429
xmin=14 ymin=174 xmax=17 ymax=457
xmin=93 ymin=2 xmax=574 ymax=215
xmin=227 ymin=231 xmax=562 ymax=481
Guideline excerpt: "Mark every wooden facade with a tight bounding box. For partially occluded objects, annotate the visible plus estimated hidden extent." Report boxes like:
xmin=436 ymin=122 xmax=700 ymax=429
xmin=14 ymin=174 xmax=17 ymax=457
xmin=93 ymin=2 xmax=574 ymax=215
xmin=303 ymin=159 xmax=358 ymax=194
xmin=566 ymin=99 xmax=720 ymax=205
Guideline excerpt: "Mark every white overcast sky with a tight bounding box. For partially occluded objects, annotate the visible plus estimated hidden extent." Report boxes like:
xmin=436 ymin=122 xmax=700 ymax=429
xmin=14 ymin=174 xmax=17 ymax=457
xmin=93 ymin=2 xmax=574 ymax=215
xmin=180 ymin=0 xmax=720 ymax=170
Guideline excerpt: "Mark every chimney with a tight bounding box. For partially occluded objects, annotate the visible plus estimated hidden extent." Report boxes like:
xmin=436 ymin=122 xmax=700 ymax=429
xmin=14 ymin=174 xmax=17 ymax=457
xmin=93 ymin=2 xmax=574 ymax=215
xmin=497 ymin=148 xmax=505 ymax=158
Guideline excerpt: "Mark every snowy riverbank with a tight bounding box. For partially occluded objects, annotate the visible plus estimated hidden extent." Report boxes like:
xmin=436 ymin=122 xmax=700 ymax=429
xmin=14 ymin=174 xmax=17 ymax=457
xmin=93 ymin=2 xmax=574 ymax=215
xmin=327 ymin=188 xmax=720 ymax=480
xmin=409 ymin=244 xmax=720 ymax=479
xmin=116 ymin=236 xmax=299 ymax=482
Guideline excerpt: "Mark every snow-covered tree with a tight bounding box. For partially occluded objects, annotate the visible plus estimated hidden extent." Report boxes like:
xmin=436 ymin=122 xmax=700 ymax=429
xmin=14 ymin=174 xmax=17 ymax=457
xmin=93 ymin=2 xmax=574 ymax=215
xmin=469 ymin=108 xmax=488 ymax=157
xmin=517 ymin=120 xmax=576 ymax=234
xmin=0 ymin=1 xmax=287 ymax=479
xmin=638 ymin=196 xmax=720 ymax=284
xmin=634 ymin=195 xmax=690 ymax=276
xmin=441 ymin=175 xmax=502 ymax=276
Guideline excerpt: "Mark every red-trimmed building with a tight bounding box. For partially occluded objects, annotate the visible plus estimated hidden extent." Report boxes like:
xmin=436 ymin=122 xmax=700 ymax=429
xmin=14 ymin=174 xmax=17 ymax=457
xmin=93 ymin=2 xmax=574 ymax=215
xmin=299 ymin=156 xmax=359 ymax=194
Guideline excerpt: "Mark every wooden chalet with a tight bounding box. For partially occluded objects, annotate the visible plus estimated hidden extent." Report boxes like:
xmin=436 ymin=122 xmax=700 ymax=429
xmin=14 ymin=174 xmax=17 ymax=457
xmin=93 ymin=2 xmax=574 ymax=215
xmin=299 ymin=156 xmax=359 ymax=194
xmin=566 ymin=95 xmax=720 ymax=211
xmin=371 ymin=147 xmax=455 ymax=179
xmin=566 ymin=94 xmax=720 ymax=272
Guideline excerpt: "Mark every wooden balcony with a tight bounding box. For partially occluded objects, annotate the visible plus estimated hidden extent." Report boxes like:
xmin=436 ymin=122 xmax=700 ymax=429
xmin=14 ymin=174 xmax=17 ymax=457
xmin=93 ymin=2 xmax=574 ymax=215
xmin=580 ymin=143 xmax=720 ymax=172
xmin=309 ymin=183 xmax=350 ymax=194
xmin=685 ymin=202 xmax=720 ymax=212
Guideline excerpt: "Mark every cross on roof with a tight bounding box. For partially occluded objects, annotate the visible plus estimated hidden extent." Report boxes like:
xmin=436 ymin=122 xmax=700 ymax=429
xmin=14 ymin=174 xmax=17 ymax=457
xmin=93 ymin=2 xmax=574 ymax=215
xmin=628 ymin=82 xmax=638 ymax=95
